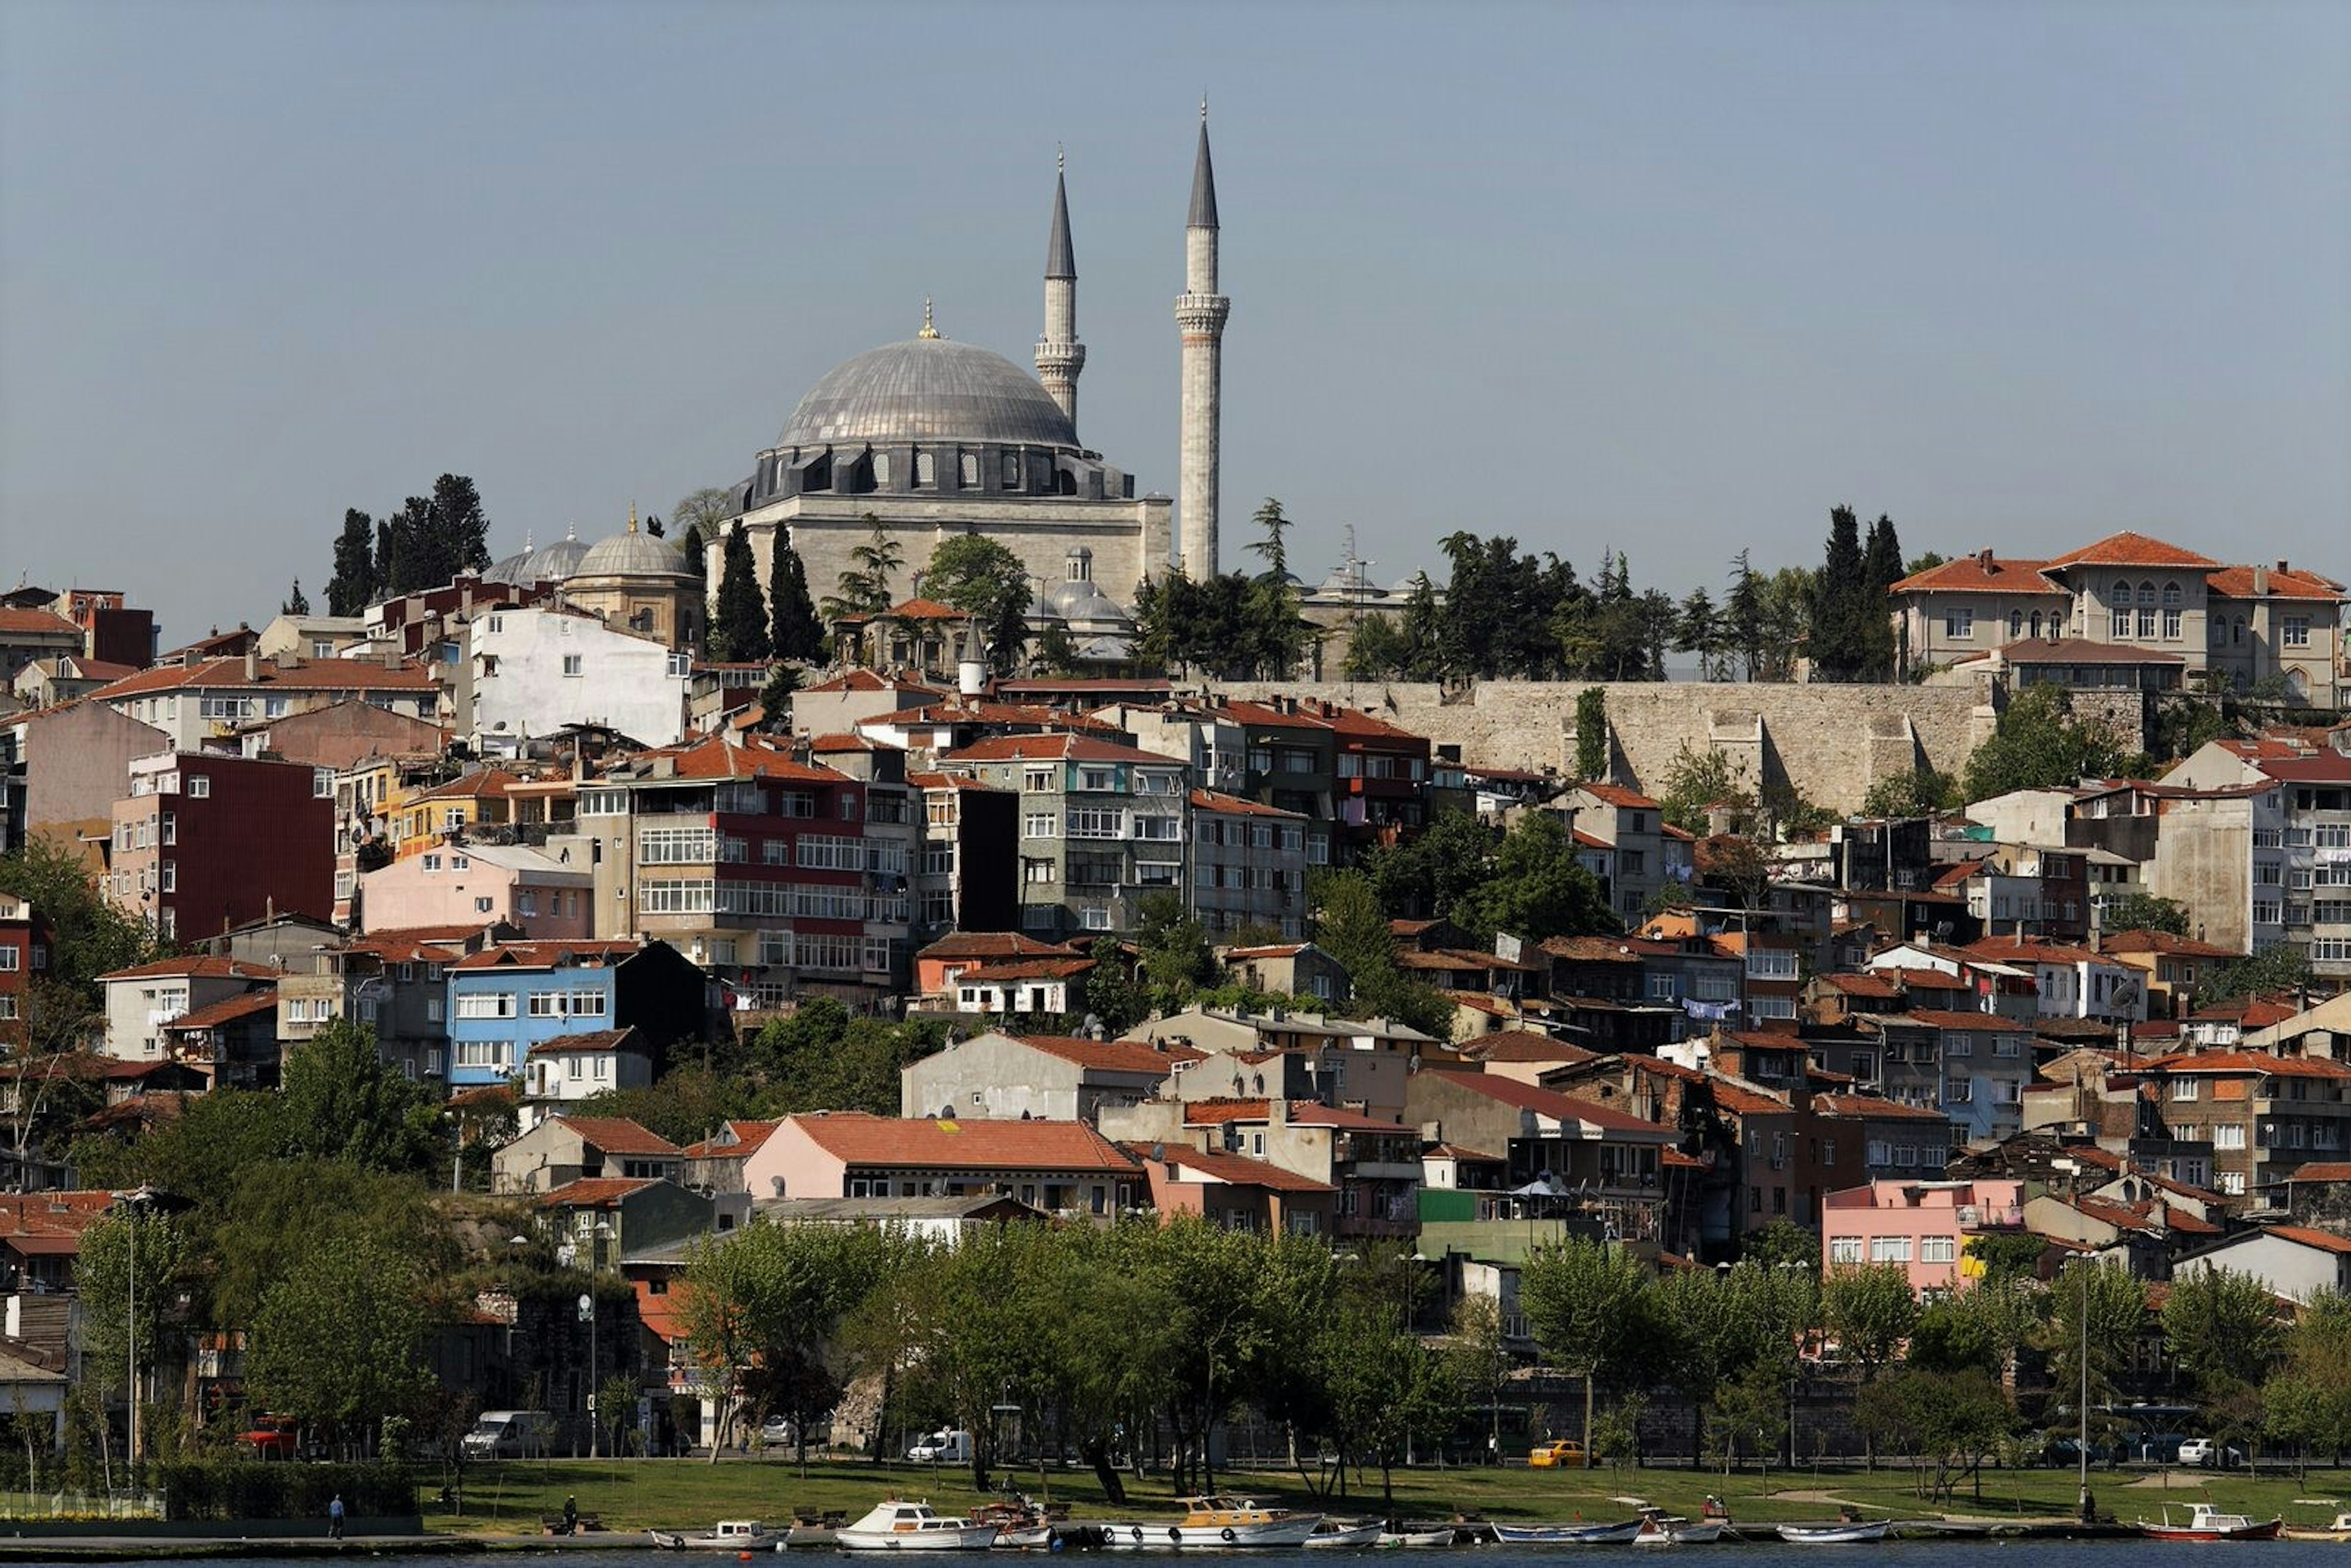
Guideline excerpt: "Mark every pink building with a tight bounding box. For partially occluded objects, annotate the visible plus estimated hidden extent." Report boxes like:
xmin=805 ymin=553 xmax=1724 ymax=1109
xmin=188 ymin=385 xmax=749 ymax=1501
xmin=1820 ymin=1178 xmax=2025 ymax=1296
xmin=357 ymin=841 xmax=592 ymax=939
xmin=746 ymin=1112 xmax=1139 ymax=1218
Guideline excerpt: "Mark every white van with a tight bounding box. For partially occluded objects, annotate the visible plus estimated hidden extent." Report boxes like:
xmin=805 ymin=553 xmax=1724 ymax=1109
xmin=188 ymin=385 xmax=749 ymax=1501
xmin=906 ymin=1428 xmax=973 ymax=1463
xmin=462 ymin=1409 xmax=555 ymax=1460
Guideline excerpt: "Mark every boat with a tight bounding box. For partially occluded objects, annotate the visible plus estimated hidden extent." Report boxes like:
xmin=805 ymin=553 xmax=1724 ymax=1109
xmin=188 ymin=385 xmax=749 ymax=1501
xmin=1775 ymin=1520 xmax=1891 ymax=1544
xmin=2284 ymin=1511 xmax=2351 ymax=1543
xmin=1374 ymin=1529 xmax=1456 ymax=1549
xmin=1305 ymin=1522 xmax=1384 ymax=1550
xmin=1100 ymin=1496 xmax=1325 ymax=1549
xmin=975 ymin=1495 xmax=1055 ymax=1550
xmin=1493 ymin=1520 xmax=1645 ymax=1544
xmin=838 ymin=1500 xmax=1003 ymax=1551
xmin=2135 ymin=1502 xmax=2283 ymax=1542
xmin=650 ymin=1520 xmax=778 ymax=1550
xmin=1632 ymin=1510 xmax=1724 ymax=1546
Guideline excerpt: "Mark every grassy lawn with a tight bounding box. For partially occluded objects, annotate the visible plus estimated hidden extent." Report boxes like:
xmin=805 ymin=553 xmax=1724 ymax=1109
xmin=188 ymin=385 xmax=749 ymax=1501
xmin=424 ymin=1454 xmax=2351 ymax=1536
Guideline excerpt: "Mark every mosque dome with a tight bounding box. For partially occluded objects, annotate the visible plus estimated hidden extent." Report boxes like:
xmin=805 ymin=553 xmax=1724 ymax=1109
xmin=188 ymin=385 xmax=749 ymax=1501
xmin=482 ymin=545 xmax=536 ymax=585
xmin=576 ymin=525 xmax=688 ymax=580
xmin=778 ymin=332 xmax=1081 ymax=452
xmin=523 ymin=533 xmax=591 ymax=583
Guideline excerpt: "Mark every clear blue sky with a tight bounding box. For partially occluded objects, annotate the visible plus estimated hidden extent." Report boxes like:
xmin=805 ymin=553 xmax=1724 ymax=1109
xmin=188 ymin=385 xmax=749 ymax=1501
xmin=3 ymin=0 xmax=2345 ymax=642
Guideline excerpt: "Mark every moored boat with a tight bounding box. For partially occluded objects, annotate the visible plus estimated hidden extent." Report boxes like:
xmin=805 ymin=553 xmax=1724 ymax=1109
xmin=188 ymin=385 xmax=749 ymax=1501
xmin=1632 ymin=1509 xmax=1724 ymax=1546
xmin=838 ymin=1499 xmax=1002 ymax=1551
xmin=2284 ymin=1511 xmax=2351 ymax=1543
xmin=1373 ymin=1528 xmax=1456 ymax=1549
xmin=1305 ymin=1522 xmax=1384 ymax=1550
xmin=1776 ymin=1520 xmax=1891 ymax=1544
xmin=1494 ymin=1520 xmax=1644 ymax=1545
xmin=1100 ymin=1496 xmax=1324 ymax=1549
xmin=650 ymin=1519 xmax=778 ymax=1550
xmin=2136 ymin=1502 xmax=2282 ymax=1542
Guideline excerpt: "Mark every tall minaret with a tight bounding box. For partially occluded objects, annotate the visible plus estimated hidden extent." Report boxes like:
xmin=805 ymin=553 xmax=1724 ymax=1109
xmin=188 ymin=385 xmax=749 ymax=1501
xmin=1176 ymin=101 xmax=1229 ymax=580
xmin=1035 ymin=149 xmax=1086 ymax=427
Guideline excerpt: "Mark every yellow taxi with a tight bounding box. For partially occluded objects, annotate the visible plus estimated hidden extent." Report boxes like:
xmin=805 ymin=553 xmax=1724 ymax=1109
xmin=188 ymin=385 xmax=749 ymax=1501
xmin=1526 ymin=1439 xmax=1587 ymax=1469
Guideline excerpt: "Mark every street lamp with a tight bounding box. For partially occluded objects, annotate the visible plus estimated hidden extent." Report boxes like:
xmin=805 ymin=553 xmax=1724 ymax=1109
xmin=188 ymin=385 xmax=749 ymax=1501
xmin=109 ymin=1186 xmax=164 ymax=1474
xmin=581 ymin=1219 xmax=613 ymax=1458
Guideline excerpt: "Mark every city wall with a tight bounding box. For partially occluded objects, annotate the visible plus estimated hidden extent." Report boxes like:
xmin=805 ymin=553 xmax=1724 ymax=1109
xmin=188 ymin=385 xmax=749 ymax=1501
xmin=1215 ymin=680 xmax=2147 ymax=815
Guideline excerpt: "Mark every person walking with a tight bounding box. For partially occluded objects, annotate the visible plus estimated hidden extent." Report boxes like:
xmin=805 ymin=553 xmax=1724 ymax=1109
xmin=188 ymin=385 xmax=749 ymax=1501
xmin=563 ymin=1495 xmax=580 ymax=1536
xmin=328 ymin=1493 xmax=345 ymax=1540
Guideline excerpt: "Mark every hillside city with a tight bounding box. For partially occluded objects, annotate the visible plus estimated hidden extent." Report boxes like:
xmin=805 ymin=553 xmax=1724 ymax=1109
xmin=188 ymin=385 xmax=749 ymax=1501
xmin=2 ymin=483 xmax=2350 ymax=1515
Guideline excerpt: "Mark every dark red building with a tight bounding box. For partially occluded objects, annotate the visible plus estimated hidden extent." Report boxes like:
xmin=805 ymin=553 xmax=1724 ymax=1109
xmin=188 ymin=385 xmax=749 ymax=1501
xmin=105 ymin=751 xmax=335 ymax=943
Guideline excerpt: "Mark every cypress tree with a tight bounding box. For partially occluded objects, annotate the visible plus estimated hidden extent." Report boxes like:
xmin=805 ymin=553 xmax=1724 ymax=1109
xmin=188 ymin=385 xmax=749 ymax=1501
xmin=711 ymin=522 xmax=771 ymax=662
xmin=1860 ymin=513 xmax=1905 ymax=680
xmin=1811 ymin=506 xmax=1868 ymax=681
xmin=770 ymin=533 xmax=823 ymax=662
xmin=326 ymin=509 xmax=377 ymax=616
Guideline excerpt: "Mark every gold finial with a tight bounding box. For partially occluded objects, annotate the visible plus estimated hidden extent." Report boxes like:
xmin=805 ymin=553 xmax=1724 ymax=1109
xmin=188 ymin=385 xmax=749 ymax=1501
xmin=918 ymin=297 xmax=940 ymax=339
xmin=628 ymin=501 xmax=639 ymax=534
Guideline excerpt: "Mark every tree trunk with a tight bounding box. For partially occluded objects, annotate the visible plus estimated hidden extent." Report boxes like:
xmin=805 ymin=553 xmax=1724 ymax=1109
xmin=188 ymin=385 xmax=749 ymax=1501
xmin=1582 ymin=1373 xmax=1595 ymax=1474
xmin=1084 ymin=1443 xmax=1127 ymax=1506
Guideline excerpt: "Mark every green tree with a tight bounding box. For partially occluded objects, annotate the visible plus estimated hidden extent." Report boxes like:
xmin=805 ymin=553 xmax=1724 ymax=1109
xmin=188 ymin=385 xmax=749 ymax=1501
xmin=1573 ymin=688 xmax=1609 ymax=782
xmin=669 ymin=486 xmax=738 ymax=543
xmin=2101 ymin=893 xmax=2191 ymax=937
xmin=1521 ymin=1237 xmax=1651 ymax=1465
xmin=246 ymin=1232 xmax=435 ymax=1455
xmin=1708 ymin=1357 xmax=1790 ymax=1478
xmin=2265 ymin=1292 xmax=2351 ymax=1473
xmin=1857 ymin=1368 xmax=2013 ymax=1501
xmin=2200 ymin=945 xmax=2312 ymax=1006
xmin=1657 ymin=744 xmax=1756 ymax=837
xmin=2048 ymin=1259 xmax=2148 ymax=1409
xmin=1723 ymin=550 xmax=1765 ymax=681
xmin=2163 ymin=1266 xmax=2285 ymax=1398
xmin=1309 ymin=869 xmax=1451 ymax=1038
xmin=279 ymin=1017 xmax=441 ymax=1174
xmin=710 ymin=522 xmax=772 ymax=663
xmin=206 ymin=1159 xmax=456 ymax=1332
xmin=1823 ymin=1263 xmax=1919 ymax=1387
xmin=1859 ymin=768 xmax=1961 ymax=818
xmin=73 ymin=1206 xmax=194 ymax=1465
xmin=923 ymin=536 xmax=1031 ymax=678
xmin=1649 ymin=1262 xmax=1795 ymax=1468
xmin=1366 ymin=809 xmax=1496 ymax=924
xmin=1133 ymin=891 xmax=1215 ymax=1003
xmin=1449 ymin=811 xmax=1617 ymax=950
xmin=326 ymin=508 xmax=378 ymax=615
xmin=769 ymin=532 xmax=823 ymax=663
xmin=282 ymin=579 xmax=310 ymax=616
xmin=1961 ymin=684 xmax=2128 ymax=801
xmin=1743 ymin=1217 xmax=1822 ymax=1274
xmin=1082 ymin=939 xmax=1151 ymax=1035
xmin=1859 ymin=513 xmax=1905 ymax=680
xmin=1809 ymin=506 xmax=1871 ymax=682
xmin=1675 ymin=589 xmax=1722 ymax=679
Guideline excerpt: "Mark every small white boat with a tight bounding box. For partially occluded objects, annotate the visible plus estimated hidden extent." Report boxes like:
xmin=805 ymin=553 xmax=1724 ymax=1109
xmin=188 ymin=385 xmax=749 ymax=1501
xmin=1100 ymin=1496 xmax=1325 ymax=1549
xmin=2284 ymin=1510 xmax=2351 ymax=1543
xmin=1632 ymin=1510 xmax=1723 ymax=1546
xmin=1305 ymin=1521 xmax=1384 ymax=1550
xmin=1776 ymin=1520 xmax=1890 ymax=1544
xmin=2135 ymin=1502 xmax=2282 ymax=1542
xmin=838 ymin=1500 xmax=1002 ymax=1551
xmin=651 ymin=1519 xmax=777 ymax=1550
xmin=1374 ymin=1528 xmax=1455 ymax=1549
xmin=1494 ymin=1520 xmax=1644 ymax=1544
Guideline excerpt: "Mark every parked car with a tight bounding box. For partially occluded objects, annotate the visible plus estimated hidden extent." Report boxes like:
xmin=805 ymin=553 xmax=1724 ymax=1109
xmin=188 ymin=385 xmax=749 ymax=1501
xmin=760 ymin=1417 xmax=798 ymax=1449
xmin=2131 ymin=1433 xmax=2186 ymax=1465
xmin=239 ymin=1414 xmax=300 ymax=1460
xmin=460 ymin=1409 xmax=556 ymax=1460
xmin=2042 ymin=1436 xmax=2115 ymax=1467
xmin=1527 ymin=1439 xmax=1588 ymax=1469
xmin=907 ymin=1429 xmax=973 ymax=1463
xmin=2178 ymin=1438 xmax=2245 ymax=1468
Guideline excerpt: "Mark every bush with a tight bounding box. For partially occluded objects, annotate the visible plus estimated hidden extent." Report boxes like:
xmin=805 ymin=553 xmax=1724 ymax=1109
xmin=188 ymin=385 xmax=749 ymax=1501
xmin=155 ymin=1460 xmax=415 ymax=1522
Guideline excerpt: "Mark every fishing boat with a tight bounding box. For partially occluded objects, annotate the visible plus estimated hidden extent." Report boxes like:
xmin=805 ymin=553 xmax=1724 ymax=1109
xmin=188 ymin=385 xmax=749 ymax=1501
xmin=2135 ymin=1502 xmax=2282 ymax=1542
xmin=650 ymin=1519 xmax=778 ymax=1550
xmin=1373 ymin=1528 xmax=1456 ymax=1549
xmin=1493 ymin=1520 xmax=1645 ymax=1544
xmin=1305 ymin=1521 xmax=1384 ymax=1549
xmin=975 ymin=1494 xmax=1055 ymax=1550
xmin=838 ymin=1499 xmax=1002 ymax=1551
xmin=1100 ymin=1496 xmax=1325 ymax=1549
xmin=2284 ymin=1511 xmax=2351 ymax=1543
xmin=1775 ymin=1520 xmax=1891 ymax=1544
xmin=1632 ymin=1509 xmax=1724 ymax=1546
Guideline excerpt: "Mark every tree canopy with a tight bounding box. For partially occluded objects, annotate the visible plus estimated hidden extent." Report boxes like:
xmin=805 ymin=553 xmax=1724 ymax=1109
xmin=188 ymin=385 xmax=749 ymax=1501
xmin=923 ymin=535 xmax=1030 ymax=677
xmin=711 ymin=522 xmax=771 ymax=663
xmin=1961 ymin=685 xmax=2131 ymax=801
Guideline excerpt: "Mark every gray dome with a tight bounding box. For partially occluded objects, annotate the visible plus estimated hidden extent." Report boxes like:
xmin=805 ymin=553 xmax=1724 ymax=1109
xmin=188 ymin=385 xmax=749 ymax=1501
xmin=575 ymin=529 xmax=688 ymax=580
xmin=523 ymin=536 xmax=591 ymax=583
xmin=778 ymin=336 xmax=1080 ymax=451
xmin=482 ymin=547 xmax=535 ymax=585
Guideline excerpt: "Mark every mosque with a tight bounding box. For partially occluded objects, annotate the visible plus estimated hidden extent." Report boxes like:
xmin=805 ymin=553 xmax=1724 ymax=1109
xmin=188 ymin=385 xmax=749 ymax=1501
xmin=706 ymin=113 xmax=1234 ymax=657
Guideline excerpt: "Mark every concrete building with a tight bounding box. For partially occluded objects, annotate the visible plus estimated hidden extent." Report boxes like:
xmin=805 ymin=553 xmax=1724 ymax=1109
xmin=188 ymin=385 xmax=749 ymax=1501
xmin=446 ymin=939 xmax=708 ymax=1092
xmin=97 ymin=955 xmax=278 ymax=1063
xmin=105 ymin=751 xmax=335 ymax=942
xmin=359 ymin=841 xmax=593 ymax=939
xmin=2168 ymin=736 xmax=2351 ymax=980
xmin=470 ymin=606 xmax=691 ymax=751
xmin=1190 ymin=790 xmax=1308 ymax=940
xmin=520 ymin=1028 xmax=655 ymax=1130
xmin=2173 ymin=1225 xmax=2351 ymax=1305
xmin=1567 ymin=783 xmax=1667 ymax=921
xmin=901 ymin=1030 xmax=1201 ymax=1123
xmin=747 ymin=1112 xmax=1140 ymax=1217
xmin=88 ymin=653 xmax=441 ymax=751
xmin=492 ymin=1113 xmax=684 ymax=1195
xmin=1819 ymin=1179 xmax=2026 ymax=1296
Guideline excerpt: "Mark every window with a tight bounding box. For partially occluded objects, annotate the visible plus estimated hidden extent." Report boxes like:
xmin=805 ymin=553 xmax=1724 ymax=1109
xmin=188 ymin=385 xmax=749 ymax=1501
xmin=1945 ymin=1033 xmax=1972 ymax=1057
xmin=2110 ymin=583 xmax=2131 ymax=639
xmin=1647 ymin=973 xmax=1678 ymax=1002
xmin=1944 ymin=1076 xmax=1973 ymax=1103
xmin=2009 ymin=610 xmax=2023 ymax=639
xmin=2219 ymin=1171 xmax=2246 ymax=1196
xmin=2284 ymin=616 xmax=2311 ymax=647
xmin=563 ymin=654 xmax=583 ymax=677
xmin=1023 ymin=813 xmax=1057 ymax=839
xmin=1869 ymin=1236 xmax=1913 ymax=1264
xmin=1920 ymin=1236 xmax=1957 ymax=1265
xmin=1944 ymin=607 xmax=1974 ymax=640
xmin=2171 ymin=1077 xmax=2200 ymax=1101
xmin=2213 ymin=1123 xmax=2246 ymax=1150
xmin=1068 ymin=807 xmax=1123 ymax=839
xmin=455 ymin=994 xmax=516 ymax=1019
xmin=1829 ymin=1236 xmax=1863 ymax=1266
xmin=189 ymin=776 xmax=211 ymax=798
xmin=1082 ymin=906 xmax=1112 ymax=931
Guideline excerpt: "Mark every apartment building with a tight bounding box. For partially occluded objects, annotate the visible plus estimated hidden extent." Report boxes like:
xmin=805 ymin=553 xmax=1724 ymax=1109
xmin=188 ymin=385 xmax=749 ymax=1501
xmin=2170 ymin=737 xmax=2351 ymax=980
xmin=88 ymin=652 xmax=441 ymax=749
xmin=1567 ymin=783 xmax=1667 ymax=920
xmin=1190 ymin=789 xmax=1310 ymax=940
xmin=944 ymin=733 xmax=1190 ymax=940
xmin=468 ymin=606 xmax=694 ymax=752
xmin=105 ymin=751 xmax=334 ymax=942
xmin=2142 ymin=1050 xmax=2351 ymax=1199
xmin=444 ymin=939 xmax=707 ymax=1091
xmin=904 ymin=771 xmax=1019 ymax=942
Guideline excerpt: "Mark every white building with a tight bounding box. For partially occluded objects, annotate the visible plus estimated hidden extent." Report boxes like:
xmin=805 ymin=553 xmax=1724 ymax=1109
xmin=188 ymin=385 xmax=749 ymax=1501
xmin=469 ymin=607 xmax=691 ymax=752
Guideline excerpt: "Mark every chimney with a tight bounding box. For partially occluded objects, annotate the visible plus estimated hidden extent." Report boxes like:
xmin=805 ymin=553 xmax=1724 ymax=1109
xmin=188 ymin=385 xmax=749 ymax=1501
xmin=1270 ymin=1096 xmax=1289 ymax=1128
xmin=2277 ymin=560 xmax=2290 ymax=574
xmin=1978 ymin=548 xmax=1993 ymax=571
xmin=243 ymin=649 xmax=260 ymax=683
xmin=2252 ymin=566 xmax=2271 ymax=596
xmin=383 ymin=648 xmax=402 ymax=671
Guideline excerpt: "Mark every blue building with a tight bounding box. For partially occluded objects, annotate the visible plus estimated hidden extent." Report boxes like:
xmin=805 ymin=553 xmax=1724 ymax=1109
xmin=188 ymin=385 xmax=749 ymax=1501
xmin=445 ymin=938 xmax=708 ymax=1090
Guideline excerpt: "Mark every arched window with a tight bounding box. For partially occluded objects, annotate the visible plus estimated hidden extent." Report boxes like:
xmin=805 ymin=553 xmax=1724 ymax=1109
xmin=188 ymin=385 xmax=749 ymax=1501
xmin=958 ymin=452 xmax=979 ymax=487
xmin=2136 ymin=581 xmax=2157 ymax=639
xmin=2110 ymin=583 xmax=2131 ymax=639
xmin=2233 ymin=618 xmax=2246 ymax=645
xmin=2162 ymin=581 xmax=2182 ymax=606
xmin=2161 ymin=581 xmax=2183 ymax=640
xmin=871 ymin=451 xmax=891 ymax=487
xmin=1002 ymin=451 xmax=1021 ymax=487
xmin=2030 ymin=611 xmax=2044 ymax=638
xmin=2137 ymin=581 xmax=2158 ymax=606
xmin=2010 ymin=610 xmax=2024 ymax=638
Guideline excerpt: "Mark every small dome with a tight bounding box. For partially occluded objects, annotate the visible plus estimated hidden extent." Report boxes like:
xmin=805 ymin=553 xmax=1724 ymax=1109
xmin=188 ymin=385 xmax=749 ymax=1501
xmin=524 ymin=535 xmax=591 ymax=583
xmin=1046 ymin=577 xmax=1133 ymax=626
xmin=482 ymin=547 xmax=535 ymax=585
xmin=778 ymin=334 xmax=1081 ymax=451
xmin=576 ymin=528 xmax=688 ymax=580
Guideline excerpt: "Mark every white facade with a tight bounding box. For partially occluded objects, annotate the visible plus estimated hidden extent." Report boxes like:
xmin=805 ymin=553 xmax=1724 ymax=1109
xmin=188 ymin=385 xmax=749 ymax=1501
xmin=470 ymin=608 xmax=690 ymax=751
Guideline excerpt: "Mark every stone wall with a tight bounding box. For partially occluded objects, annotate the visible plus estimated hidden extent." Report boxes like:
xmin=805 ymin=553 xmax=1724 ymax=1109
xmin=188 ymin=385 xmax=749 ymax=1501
xmin=1217 ymin=680 xmax=2010 ymax=814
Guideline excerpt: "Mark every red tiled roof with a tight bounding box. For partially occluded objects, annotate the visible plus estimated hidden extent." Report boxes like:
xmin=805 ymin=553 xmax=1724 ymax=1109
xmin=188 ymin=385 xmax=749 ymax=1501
xmin=2205 ymin=565 xmax=2345 ymax=601
xmin=0 ymin=608 xmax=81 ymax=637
xmin=537 ymin=1177 xmax=661 ymax=1208
xmin=449 ymin=940 xmax=640 ymax=971
xmin=1538 ymin=936 xmax=1643 ymax=963
xmin=91 ymin=656 xmax=437 ymax=699
xmin=1963 ymin=936 xmax=2110 ymax=966
xmin=2142 ymin=1051 xmax=2351 ymax=1079
xmin=919 ymin=932 xmax=1080 ymax=962
xmin=1426 ymin=1142 xmax=1505 ymax=1163
xmin=1708 ymin=1081 xmax=1791 ymax=1116
xmin=907 ymin=770 xmax=1009 ymax=792
xmin=1822 ymin=972 xmax=1903 ymax=999
xmin=2287 ymin=1163 xmax=2351 ymax=1184
xmin=1889 ymin=556 xmax=2062 ymax=596
xmin=0 ymin=1191 xmax=118 ymax=1253
xmin=1138 ymin=1144 xmax=1335 ymax=1194
xmin=1903 ymin=1009 xmax=2031 ymax=1031
xmin=405 ymin=768 xmax=527 ymax=803
xmin=885 ymin=597 xmax=970 ymax=621
xmin=798 ymin=669 xmax=947 ymax=696
xmin=2045 ymin=531 xmax=2221 ymax=571
xmin=944 ymin=732 xmax=1177 ymax=766
xmin=1576 ymin=782 xmax=1662 ymax=809
xmin=100 ymin=956 xmax=280 ymax=983
xmin=2100 ymin=931 xmax=2243 ymax=959
xmin=956 ymin=957 xmax=1095 ymax=983
xmin=1180 ymin=1098 xmax=1403 ymax=1131
xmin=1011 ymin=1035 xmax=1204 ymax=1075
xmin=1815 ymin=1093 xmax=1950 ymax=1122
xmin=1986 ymin=638 xmax=2185 ymax=667
xmin=1190 ymin=789 xmax=1305 ymax=819
xmin=623 ymin=733 xmax=846 ymax=784
xmin=1458 ymin=1029 xmax=1599 ymax=1065
xmin=786 ymin=1112 xmax=1139 ymax=1174
xmin=1661 ymin=1148 xmax=1707 ymax=1170
xmin=682 ymin=1119 xmax=782 ymax=1161
xmin=547 ymin=1116 xmax=680 ymax=1157
xmin=524 ymin=1028 xmax=640 ymax=1058
xmin=161 ymin=989 xmax=280 ymax=1030
xmin=2261 ymin=1225 xmax=2351 ymax=1256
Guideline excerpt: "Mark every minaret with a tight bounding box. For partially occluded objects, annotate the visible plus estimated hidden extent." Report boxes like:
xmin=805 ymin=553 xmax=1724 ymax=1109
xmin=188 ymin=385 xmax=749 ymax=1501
xmin=1035 ymin=149 xmax=1086 ymax=427
xmin=1176 ymin=100 xmax=1230 ymax=580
